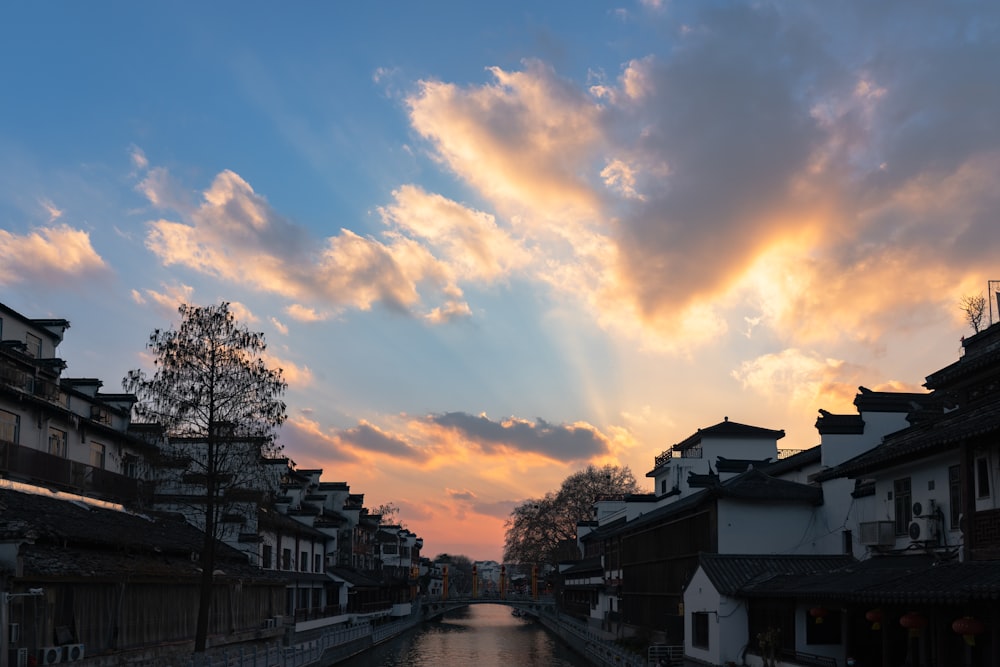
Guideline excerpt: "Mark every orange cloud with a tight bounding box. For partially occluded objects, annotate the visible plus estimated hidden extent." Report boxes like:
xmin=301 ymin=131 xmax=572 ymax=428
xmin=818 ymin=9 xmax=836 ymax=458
xmin=0 ymin=225 xmax=108 ymax=287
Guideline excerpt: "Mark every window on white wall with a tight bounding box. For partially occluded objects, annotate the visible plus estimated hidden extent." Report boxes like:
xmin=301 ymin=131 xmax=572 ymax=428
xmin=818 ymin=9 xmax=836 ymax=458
xmin=90 ymin=442 xmax=106 ymax=469
xmin=48 ymin=427 xmax=67 ymax=457
xmin=691 ymin=612 xmax=710 ymax=648
xmin=949 ymin=465 xmax=962 ymax=529
xmin=0 ymin=410 xmax=19 ymax=444
xmin=25 ymin=332 xmax=42 ymax=358
xmin=893 ymin=478 xmax=912 ymax=535
xmin=976 ymin=457 xmax=991 ymax=499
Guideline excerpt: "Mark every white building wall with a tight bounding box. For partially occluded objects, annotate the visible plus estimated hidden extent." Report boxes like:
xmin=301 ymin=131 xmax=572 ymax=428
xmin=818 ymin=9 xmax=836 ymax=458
xmin=867 ymin=452 xmax=959 ymax=552
xmin=683 ymin=567 xmax=748 ymax=666
xmin=717 ymin=501 xmax=823 ymax=555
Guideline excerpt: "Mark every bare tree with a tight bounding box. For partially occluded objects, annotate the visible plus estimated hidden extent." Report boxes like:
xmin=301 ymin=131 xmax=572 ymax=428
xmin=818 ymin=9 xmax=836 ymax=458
xmin=374 ymin=501 xmax=407 ymax=529
xmin=503 ymin=464 xmax=639 ymax=566
xmin=124 ymin=303 xmax=287 ymax=652
xmin=960 ymin=293 xmax=987 ymax=333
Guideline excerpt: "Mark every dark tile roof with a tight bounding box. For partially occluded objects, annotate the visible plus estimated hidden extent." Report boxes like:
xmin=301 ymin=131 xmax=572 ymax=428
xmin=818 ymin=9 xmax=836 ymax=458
xmin=696 ymin=553 xmax=856 ymax=596
xmin=763 ymin=446 xmax=821 ymax=476
xmin=259 ymin=508 xmax=329 ymax=538
xmin=0 ymin=486 xmax=283 ymax=583
xmin=715 ymin=468 xmax=823 ymax=505
xmin=737 ymin=554 xmax=1000 ymax=604
xmin=672 ymin=419 xmax=785 ymax=453
xmin=853 ymin=386 xmax=937 ymax=413
xmin=607 ymin=469 xmax=822 ymax=536
xmin=716 ymin=457 xmax=774 ymax=474
xmin=856 ymin=558 xmax=1000 ymax=604
xmin=815 ymin=410 xmax=865 ymax=435
xmin=740 ymin=555 xmax=938 ymax=601
xmin=328 ymin=567 xmax=382 ymax=588
xmin=926 ymin=324 xmax=1000 ymax=390
xmin=814 ymin=398 xmax=1000 ymax=481
xmin=562 ymin=555 xmax=603 ymax=576
xmin=0 ymin=487 xmax=204 ymax=555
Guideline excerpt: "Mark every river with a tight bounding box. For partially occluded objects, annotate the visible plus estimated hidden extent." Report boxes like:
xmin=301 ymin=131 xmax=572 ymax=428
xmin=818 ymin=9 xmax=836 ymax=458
xmin=336 ymin=604 xmax=592 ymax=666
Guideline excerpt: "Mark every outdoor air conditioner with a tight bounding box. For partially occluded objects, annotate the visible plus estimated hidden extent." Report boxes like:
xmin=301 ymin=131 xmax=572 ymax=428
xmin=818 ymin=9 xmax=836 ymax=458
xmin=858 ymin=521 xmax=895 ymax=546
xmin=908 ymin=516 xmax=940 ymax=543
xmin=64 ymin=644 xmax=85 ymax=662
xmin=40 ymin=647 xmax=62 ymax=665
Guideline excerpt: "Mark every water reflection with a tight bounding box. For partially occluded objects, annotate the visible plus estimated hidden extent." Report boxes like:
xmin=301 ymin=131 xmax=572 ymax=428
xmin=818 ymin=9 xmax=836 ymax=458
xmin=338 ymin=604 xmax=589 ymax=667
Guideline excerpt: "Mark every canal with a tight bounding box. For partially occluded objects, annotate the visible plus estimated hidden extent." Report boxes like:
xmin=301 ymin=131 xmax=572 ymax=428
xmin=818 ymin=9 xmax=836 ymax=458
xmin=337 ymin=604 xmax=593 ymax=666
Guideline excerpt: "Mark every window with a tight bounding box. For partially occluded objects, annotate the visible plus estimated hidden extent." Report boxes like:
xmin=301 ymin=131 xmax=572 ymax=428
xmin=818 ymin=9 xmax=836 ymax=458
xmin=976 ymin=457 xmax=991 ymax=499
xmin=691 ymin=612 xmax=710 ymax=649
xmin=661 ymin=479 xmax=667 ymax=494
xmin=0 ymin=410 xmax=19 ymax=444
xmin=25 ymin=332 xmax=42 ymax=358
xmin=314 ymin=553 xmax=322 ymax=573
xmin=89 ymin=442 xmax=106 ymax=469
xmin=262 ymin=544 xmax=273 ymax=569
xmin=48 ymin=427 xmax=67 ymax=457
xmin=282 ymin=548 xmax=292 ymax=570
xmin=300 ymin=551 xmax=308 ymax=572
xmin=123 ymin=455 xmax=139 ymax=479
xmin=805 ymin=607 xmax=842 ymax=645
xmin=949 ymin=465 xmax=962 ymax=529
xmin=893 ymin=478 xmax=912 ymax=535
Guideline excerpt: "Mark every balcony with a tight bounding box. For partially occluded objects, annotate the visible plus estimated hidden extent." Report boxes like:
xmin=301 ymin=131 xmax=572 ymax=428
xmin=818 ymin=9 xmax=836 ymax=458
xmin=653 ymin=446 xmax=703 ymax=469
xmin=0 ymin=439 xmax=148 ymax=505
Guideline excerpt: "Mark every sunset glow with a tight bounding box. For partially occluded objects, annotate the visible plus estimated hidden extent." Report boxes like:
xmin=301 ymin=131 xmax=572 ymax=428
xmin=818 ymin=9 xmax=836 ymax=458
xmin=2 ymin=2 xmax=997 ymax=560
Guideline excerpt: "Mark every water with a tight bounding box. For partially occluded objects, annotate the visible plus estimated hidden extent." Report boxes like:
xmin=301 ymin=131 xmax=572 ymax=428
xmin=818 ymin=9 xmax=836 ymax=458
xmin=338 ymin=604 xmax=592 ymax=666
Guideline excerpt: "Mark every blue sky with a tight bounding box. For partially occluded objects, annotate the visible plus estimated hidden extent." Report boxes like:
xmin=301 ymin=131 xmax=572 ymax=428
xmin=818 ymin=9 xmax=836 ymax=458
xmin=2 ymin=1 xmax=998 ymax=560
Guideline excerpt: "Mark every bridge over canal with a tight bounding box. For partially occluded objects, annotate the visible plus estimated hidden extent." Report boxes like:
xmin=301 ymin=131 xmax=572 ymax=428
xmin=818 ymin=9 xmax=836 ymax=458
xmin=422 ymin=595 xmax=557 ymax=620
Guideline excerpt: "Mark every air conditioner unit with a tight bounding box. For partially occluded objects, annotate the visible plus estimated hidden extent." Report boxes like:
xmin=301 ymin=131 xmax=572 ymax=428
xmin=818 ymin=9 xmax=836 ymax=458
xmin=64 ymin=644 xmax=85 ymax=662
xmin=859 ymin=521 xmax=895 ymax=546
xmin=41 ymin=646 xmax=62 ymax=665
xmin=8 ymin=622 xmax=19 ymax=644
xmin=908 ymin=516 xmax=940 ymax=543
xmin=14 ymin=648 xmax=29 ymax=667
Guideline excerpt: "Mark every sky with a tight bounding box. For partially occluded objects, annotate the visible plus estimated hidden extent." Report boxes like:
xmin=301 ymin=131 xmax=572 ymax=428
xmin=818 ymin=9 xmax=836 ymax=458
xmin=2 ymin=1 xmax=999 ymax=562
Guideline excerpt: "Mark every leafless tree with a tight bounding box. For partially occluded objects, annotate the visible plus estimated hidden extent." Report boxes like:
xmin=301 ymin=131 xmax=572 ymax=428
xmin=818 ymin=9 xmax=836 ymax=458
xmin=124 ymin=303 xmax=287 ymax=652
xmin=960 ymin=293 xmax=987 ymax=333
xmin=503 ymin=464 xmax=639 ymax=566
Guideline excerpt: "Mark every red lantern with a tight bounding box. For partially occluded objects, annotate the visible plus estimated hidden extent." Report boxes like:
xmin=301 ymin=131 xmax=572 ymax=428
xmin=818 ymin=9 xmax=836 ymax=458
xmin=865 ymin=608 xmax=883 ymax=630
xmin=899 ymin=611 xmax=928 ymax=636
xmin=952 ymin=616 xmax=985 ymax=647
xmin=809 ymin=606 xmax=828 ymax=624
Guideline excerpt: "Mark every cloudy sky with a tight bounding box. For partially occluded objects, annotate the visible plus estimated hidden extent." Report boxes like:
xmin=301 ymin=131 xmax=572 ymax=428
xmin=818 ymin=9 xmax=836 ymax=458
xmin=2 ymin=1 xmax=998 ymax=561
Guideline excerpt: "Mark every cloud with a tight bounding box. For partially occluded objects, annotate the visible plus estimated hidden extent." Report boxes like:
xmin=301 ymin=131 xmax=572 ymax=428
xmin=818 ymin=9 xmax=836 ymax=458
xmin=732 ymin=348 xmax=862 ymax=412
xmin=129 ymin=145 xmax=149 ymax=171
xmin=378 ymin=184 xmax=529 ymax=282
xmin=334 ymin=421 xmax=424 ymax=461
xmin=131 ymin=283 xmax=196 ymax=319
xmin=427 ymin=412 xmax=612 ymax=461
xmin=269 ymin=317 xmax=288 ymax=335
xmin=400 ymin=3 xmax=1000 ymax=354
xmin=0 ymin=225 xmax=108 ymax=287
xmin=139 ymin=167 xmax=488 ymax=323
xmin=227 ymin=300 xmax=259 ymax=323
xmin=261 ymin=351 xmax=312 ymax=388
xmin=39 ymin=198 xmax=63 ymax=222
xmin=285 ymin=303 xmax=329 ymax=322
